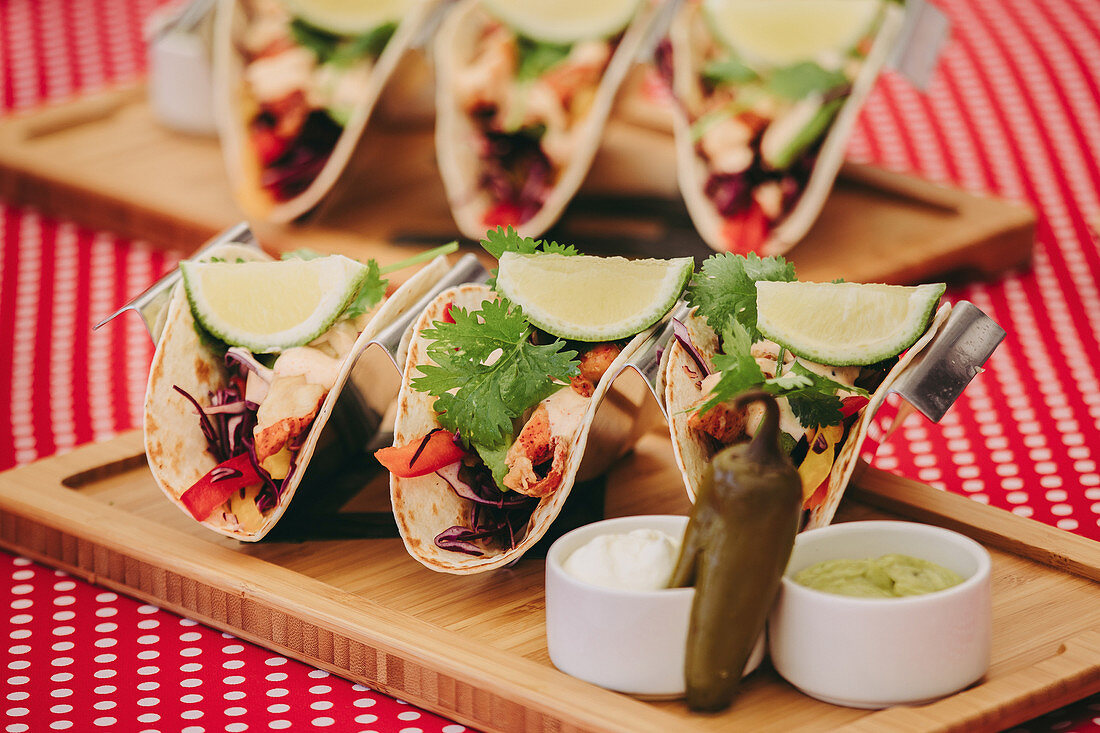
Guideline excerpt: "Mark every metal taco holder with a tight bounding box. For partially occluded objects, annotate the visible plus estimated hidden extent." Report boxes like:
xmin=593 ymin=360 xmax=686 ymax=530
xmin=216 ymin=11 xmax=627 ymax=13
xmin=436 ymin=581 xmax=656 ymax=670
xmin=615 ymin=299 xmax=1006 ymax=440
xmin=635 ymin=0 xmax=949 ymax=88
xmin=92 ymin=221 xmax=259 ymax=341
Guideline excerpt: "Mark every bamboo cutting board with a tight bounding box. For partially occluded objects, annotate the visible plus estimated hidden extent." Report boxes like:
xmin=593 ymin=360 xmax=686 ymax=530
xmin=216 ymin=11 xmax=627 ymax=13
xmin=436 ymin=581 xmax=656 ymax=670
xmin=1 ymin=427 xmax=1098 ymax=733
xmin=0 ymin=85 xmax=1035 ymax=284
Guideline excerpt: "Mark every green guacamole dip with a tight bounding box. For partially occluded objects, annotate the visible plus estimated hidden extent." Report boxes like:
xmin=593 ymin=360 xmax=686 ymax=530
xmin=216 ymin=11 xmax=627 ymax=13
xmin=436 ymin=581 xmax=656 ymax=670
xmin=793 ymin=554 xmax=964 ymax=598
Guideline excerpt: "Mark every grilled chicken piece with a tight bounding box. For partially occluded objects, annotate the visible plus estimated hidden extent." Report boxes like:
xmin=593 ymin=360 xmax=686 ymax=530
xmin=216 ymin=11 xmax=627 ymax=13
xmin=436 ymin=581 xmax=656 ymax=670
xmin=253 ymin=374 xmax=325 ymax=464
xmin=504 ymin=404 xmax=568 ymax=497
xmin=504 ymin=386 xmax=589 ymax=497
xmin=688 ymin=398 xmax=747 ymax=445
xmin=570 ymin=342 xmax=623 ymax=396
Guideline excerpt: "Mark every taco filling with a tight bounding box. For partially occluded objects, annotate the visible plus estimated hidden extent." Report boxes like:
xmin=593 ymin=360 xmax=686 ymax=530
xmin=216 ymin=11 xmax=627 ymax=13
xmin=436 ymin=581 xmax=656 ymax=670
xmin=448 ymin=8 xmax=626 ymax=228
xmin=381 ymin=299 xmax=627 ymax=556
xmin=234 ymin=0 xmax=400 ymax=202
xmin=676 ymin=328 xmax=881 ymax=513
xmin=668 ymin=253 xmax=941 ymax=520
xmin=172 ymin=266 xmax=389 ymax=533
xmin=380 ymin=227 xmax=692 ymax=564
xmin=158 ymin=240 xmax=460 ymax=537
xmin=173 ymin=323 xmax=363 ymax=534
xmin=662 ymin=0 xmax=886 ymax=253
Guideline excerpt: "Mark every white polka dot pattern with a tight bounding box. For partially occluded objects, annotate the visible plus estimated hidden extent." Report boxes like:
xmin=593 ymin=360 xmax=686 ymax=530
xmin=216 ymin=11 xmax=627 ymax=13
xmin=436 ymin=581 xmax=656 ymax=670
xmin=2 ymin=0 xmax=1100 ymax=731
xmin=2 ymin=555 xmax=467 ymax=732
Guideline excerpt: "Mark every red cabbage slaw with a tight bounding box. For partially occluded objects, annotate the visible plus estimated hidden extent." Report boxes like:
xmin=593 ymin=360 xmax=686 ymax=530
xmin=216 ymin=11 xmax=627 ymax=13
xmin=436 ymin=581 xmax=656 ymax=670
xmin=173 ymin=355 xmax=294 ymax=518
xmin=432 ymin=461 xmax=538 ymax=556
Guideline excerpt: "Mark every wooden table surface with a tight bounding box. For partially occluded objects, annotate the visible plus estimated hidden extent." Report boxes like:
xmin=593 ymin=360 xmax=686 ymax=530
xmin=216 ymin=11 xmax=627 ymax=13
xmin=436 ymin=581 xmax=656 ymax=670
xmin=2 ymin=0 xmax=1099 ymax=731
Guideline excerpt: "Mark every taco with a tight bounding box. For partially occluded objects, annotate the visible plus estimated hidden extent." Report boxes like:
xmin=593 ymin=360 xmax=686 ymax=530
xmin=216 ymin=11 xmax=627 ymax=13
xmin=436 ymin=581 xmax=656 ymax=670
xmin=662 ymin=253 xmax=949 ymax=529
xmin=378 ymin=229 xmax=692 ymax=573
xmin=143 ymin=241 xmax=453 ymax=541
xmin=433 ymin=0 xmax=662 ymax=239
xmin=213 ymin=0 xmax=442 ymax=221
xmin=662 ymin=0 xmax=904 ymax=254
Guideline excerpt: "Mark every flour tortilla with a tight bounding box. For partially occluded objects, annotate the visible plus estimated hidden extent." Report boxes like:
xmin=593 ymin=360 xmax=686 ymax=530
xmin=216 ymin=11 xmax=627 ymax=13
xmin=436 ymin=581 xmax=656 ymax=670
xmin=143 ymin=244 xmax=452 ymax=541
xmin=663 ymin=303 xmax=952 ymax=529
xmin=390 ymin=284 xmax=654 ymax=573
xmin=212 ymin=0 xmax=443 ymax=223
xmin=668 ymin=1 xmax=904 ymax=255
xmin=433 ymin=0 xmax=662 ymax=240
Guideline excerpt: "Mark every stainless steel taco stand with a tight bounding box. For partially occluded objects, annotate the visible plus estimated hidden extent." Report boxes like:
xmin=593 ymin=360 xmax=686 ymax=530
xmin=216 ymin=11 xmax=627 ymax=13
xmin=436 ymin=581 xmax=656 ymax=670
xmin=610 ymin=299 xmax=1006 ymax=428
xmin=92 ymin=221 xmax=258 ymax=341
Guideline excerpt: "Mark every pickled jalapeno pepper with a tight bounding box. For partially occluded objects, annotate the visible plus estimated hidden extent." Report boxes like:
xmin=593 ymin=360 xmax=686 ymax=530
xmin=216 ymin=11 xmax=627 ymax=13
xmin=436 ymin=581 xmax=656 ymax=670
xmin=670 ymin=390 xmax=803 ymax=712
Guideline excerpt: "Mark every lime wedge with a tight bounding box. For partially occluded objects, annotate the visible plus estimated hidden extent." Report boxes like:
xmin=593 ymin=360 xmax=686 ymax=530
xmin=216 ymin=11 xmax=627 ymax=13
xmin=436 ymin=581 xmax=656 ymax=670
xmin=755 ymin=281 xmax=946 ymax=365
xmin=482 ymin=0 xmax=641 ymax=44
xmin=496 ymin=252 xmax=693 ymax=341
xmin=279 ymin=0 xmax=411 ymax=35
xmin=180 ymin=255 xmax=370 ymax=353
xmin=702 ymin=0 xmax=882 ymax=67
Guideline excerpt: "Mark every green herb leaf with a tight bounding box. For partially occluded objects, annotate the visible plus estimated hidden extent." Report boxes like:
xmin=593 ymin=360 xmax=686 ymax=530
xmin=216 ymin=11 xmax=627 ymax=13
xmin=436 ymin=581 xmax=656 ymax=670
xmin=290 ymin=18 xmax=396 ymax=65
xmin=703 ymin=57 xmax=758 ymax=86
xmin=290 ymin=19 xmax=341 ymax=62
xmin=480 ymin=226 xmax=579 ymax=288
xmin=696 ymin=324 xmax=869 ymax=429
xmin=515 ymin=36 xmax=572 ymax=82
xmin=475 ymin=441 xmax=512 ymax=491
xmin=412 ymin=298 xmax=579 ymax=448
xmin=686 ymin=252 xmax=796 ymax=341
xmin=331 ymin=21 xmax=397 ymax=64
xmin=344 ymin=259 xmax=387 ymax=318
xmin=765 ymin=62 xmax=849 ymax=100
xmin=697 ymin=320 xmax=767 ymax=414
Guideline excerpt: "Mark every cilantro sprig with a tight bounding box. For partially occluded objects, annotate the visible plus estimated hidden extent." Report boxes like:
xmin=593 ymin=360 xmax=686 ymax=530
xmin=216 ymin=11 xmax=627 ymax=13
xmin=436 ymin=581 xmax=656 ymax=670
xmin=686 ymin=252 xmax=795 ymax=341
xmin=698 ymin=321 xmax=869 ymax=429
xmin=480 ymin=226 xmax=579 ymax=288
xmin=283 ymin=241 xmax=458 ymax=319
xmin=765 ymin=62 xmax=849 ymax=100
xmin=515 ymin=36 xmax=572 ymax=83
xmin=412 ymin=298 xmax=579 ymax=448
xmin=689 ymin=254 xmax=867 ymax=429
xmin=290 ymin=19 xmax=396 ymax=66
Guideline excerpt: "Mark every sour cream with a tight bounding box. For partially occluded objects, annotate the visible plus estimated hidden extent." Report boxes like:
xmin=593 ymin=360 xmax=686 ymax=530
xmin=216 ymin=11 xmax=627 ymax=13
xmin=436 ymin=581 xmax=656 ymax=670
xmin=563 ymin=528 xmax=681 ymax=592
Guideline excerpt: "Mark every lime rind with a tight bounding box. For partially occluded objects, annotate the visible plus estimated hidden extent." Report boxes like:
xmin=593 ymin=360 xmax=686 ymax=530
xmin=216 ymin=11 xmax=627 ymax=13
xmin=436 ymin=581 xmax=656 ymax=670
xmin=496 ymin=252 xmax=694 ymax=342
xmin=755 ymin=281 xmax=946 ymax=366
xmin=181 ymin=256 xmax=370 ymax=353
xmin=279 ymin=0 xmax=411 ymax=35
xmin=702 ymin=0 xmax=883 ymax=67
xmin=481 ymin=0 xmax=642 ymax=44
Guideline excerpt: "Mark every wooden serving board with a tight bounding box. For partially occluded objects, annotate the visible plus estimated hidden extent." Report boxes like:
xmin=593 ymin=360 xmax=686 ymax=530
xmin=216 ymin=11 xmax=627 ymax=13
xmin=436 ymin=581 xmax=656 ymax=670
xmin=0 ymin=84 xmax=1035 ymax=284
xmin=2 ymin=428 xmax=1098 ymax=733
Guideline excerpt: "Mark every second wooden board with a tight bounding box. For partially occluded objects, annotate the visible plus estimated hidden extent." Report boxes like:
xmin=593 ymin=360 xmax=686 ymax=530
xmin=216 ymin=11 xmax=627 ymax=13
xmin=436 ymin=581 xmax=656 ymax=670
xmin=0 ymin=86 xmax=1035 ymax=284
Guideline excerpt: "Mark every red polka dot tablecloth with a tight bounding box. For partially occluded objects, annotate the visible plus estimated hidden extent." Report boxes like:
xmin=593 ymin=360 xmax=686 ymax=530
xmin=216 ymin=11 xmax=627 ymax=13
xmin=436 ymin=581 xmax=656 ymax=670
xmin=2 ymin=0 xmax=1100 ymax=731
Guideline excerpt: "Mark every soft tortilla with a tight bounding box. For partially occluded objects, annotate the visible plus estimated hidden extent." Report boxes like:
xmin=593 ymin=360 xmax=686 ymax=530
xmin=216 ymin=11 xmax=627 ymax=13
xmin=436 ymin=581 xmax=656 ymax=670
xmin=663 ymin=303 xmax=952 ymax=529
xmin=212 ymin=0 xmax=443 ymax=223
xmin=143 ymin=245 xmax=453 ymax=541
xmin=668 ymin=2 xmax=905 ymax=255
xmin=433 ymin=0 xmax=662 ymax=240
xmin=390 ymin=284 xmax=653 ymax=573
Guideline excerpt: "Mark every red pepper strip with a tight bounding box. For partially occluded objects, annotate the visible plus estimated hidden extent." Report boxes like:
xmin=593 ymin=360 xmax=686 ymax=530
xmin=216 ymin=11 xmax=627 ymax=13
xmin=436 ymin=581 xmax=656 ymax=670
xmin=249 ymin=123 xmax=291 ymax=167
xmin=840 ymin=395 xmax=870 ymax=418
xmin=375 ymin=429 xmax=466 ymax=478
xmin=482 ymin=201 xmax=524 ymax=228
xmin=722 ymin=201 xmax=769 ymax=255
xmin=180 ymin=453 xmax=263 ymax=522
xmin=442 ymin=301 xmax=456 ymax=324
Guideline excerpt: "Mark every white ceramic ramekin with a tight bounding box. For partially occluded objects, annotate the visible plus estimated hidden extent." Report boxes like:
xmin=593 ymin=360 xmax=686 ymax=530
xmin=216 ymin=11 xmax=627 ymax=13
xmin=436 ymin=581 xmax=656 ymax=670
xmin=545 ymin=514 xmax=764 ymax=698
xmin=768 ymin=520 xmax=992 ymax=709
